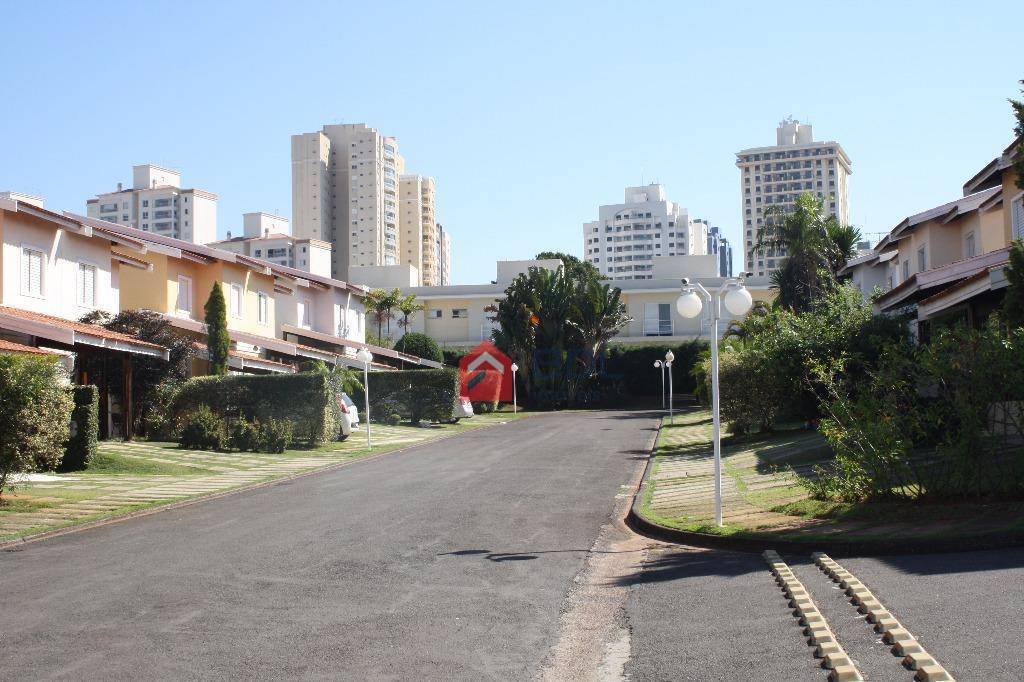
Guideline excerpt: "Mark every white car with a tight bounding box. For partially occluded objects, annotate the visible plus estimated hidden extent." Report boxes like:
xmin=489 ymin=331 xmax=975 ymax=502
xmin=451 ymin=396 xmax=475 ymax=423
xmin=338 ymin=392 xmax=360 ymax=440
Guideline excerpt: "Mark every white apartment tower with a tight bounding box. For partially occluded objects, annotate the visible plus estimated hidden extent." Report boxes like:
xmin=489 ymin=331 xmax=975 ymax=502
xmin=208 ymin=212 xmax=332 ymax=277
xmin=436 ymin=223 xmax=452 ymax=286
xmin=86 ymin=164 xmax=217 ymax=243
xmin=291 ymin=123 xmax=405 ymax=280
xmin=736 ymin=118 xmax=852 ymax=277
xmin=583 ymin=184 xmax=707 ymax=280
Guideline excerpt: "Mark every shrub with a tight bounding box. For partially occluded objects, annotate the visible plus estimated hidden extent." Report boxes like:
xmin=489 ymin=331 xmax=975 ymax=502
xmin=472 ymin=400 xmax=497 ymax=414
xmin=141 ymin=380 xmax=183 ymax=441
xmin=442 ymin=348 xmax=468 ymax=368
xmin=384 ymin=413 xmax=402 ymax=426
xmin=173 ymin=373 xmax=338 ymax=447
xmin=257 ymin=417 xmax=293 ymax=454
xmin=393 ymin=333 xmax=444 ymax=365
xmin=0 ymin=354 xmax=74 ymax=496
xmin=811 ymin=323 xmax=1024 ymax=502
xmin=179 ymin=406 xmax=226 ymax=450
xmin=230 ymin=416 xmax=260 ymax=452
xmin=710 ymin=346 xmax=786 ymax=434
xmin=61 ymin=385 xmax=99 ymax=471
xmin=355 ymin=368 xmax=459 ymax=424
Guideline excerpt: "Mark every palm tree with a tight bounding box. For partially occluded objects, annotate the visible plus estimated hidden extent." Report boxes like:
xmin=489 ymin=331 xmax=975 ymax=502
xmin=396 ymin=293 xmax=425 ymax=337
xmin=566 ymin=279 xmax=631 ymax=402
xmin=365 ymin=288 xmax=401 ymax=343
xmin=756 ymin=192 xmax=861 ymax=312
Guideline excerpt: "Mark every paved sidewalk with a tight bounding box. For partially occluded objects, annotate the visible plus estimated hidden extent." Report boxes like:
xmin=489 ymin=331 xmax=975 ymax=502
xmin=641 ymin=410 xmax=828 ymax=531
xmin=1 ymin=416 xmax=514 ymax=541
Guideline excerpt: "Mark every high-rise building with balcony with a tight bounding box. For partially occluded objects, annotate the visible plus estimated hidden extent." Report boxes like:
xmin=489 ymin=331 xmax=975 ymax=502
xmin=208 ymin=212 xmax=332 ymax=277
xmin=583 ymin=184 xmax=707 ymax=280
xmin=86 ymin=164 xmax=217 ymax=244
xmin=399 ymin=175 xmax=444 ymax=286
xmin=703 ymin=223 xmax=733 ymax=277
xmin=736 ymin=118 xmax=852 ymax=277
xmin=291 ymin=123 xmax=405 ymax=280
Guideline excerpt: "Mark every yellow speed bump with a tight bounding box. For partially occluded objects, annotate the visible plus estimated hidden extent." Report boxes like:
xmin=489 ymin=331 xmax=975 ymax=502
xmin=811 ymin=553 xmax=955 ymax=682
xmin=762 ymin=551 xmax=864 ymax=681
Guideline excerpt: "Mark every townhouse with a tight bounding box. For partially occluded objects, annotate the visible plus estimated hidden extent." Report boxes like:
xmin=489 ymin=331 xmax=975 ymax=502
xmin=0 ymin=196 xmax=169 ymax=438
xmin=842 ymin=138 xmax=1021 ymax=338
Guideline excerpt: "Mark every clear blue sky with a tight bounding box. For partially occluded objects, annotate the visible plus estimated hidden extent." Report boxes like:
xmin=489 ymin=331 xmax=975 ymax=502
xmin=2 ymin=1 xmax=1021 ymax=284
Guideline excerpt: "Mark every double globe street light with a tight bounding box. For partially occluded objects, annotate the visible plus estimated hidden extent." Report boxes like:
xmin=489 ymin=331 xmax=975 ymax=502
xmin=675 ymin=276 xmax=753 ymax=527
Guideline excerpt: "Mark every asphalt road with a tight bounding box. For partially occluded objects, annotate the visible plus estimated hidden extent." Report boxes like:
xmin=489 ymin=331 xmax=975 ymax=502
xmin=0 ymin=410 xmax=658 ymax=680
xmin=4 ymin=409 xmax=1023 ymax=681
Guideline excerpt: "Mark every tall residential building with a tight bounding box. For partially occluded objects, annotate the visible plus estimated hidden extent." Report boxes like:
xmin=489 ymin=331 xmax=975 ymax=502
xmin=583 ymin=184 xmax=708 ymax=280
xmin=399 ymin=175 xmax=444 ymax=285
xmin=291 ymin=123 xmax=406 ymax=281
xmin=86 ymin=164 xmax=217 ymax=243
xmin=704 ymin=224 xmax=734 ymax=277
xmin=736 ymin=118 xmax=852 ymax=277
xmin=208 ymin=212 xmax=332 ymax=277
xmin=436 ymin=223 xmax=452 ymax=285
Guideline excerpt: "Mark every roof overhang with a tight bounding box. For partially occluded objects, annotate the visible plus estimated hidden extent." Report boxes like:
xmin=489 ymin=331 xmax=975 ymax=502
xmin=875 ymin=247 xmax=1012 ymax=312
xmin=0 ymin=310 xmax=168 ymax=360
xmin=281 ymin=323 xmax=443 ymax=368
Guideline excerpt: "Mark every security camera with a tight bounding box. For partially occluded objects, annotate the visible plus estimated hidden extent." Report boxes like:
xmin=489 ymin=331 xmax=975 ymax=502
xmin=681 ymin=277 xmax=690 ymax=285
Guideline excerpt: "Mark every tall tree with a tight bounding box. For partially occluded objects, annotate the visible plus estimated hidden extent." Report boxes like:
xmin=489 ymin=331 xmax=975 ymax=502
xmin=396 ymin=293 xmax=425 ymax=336
xmin=1010 ymin=79 xmax=1024 ymax=191
xmin=535 ymin=251 xmax=604 ymax=283
xmin=365 ymin=288 xmax=402 ymax=342
xmin=756 ymin=192 xmax=861 ymax=312
xmin=204 ymin=282 xmax=230 ymax=375
xmin=1003 ymin=241 xmax=1024 ymax=328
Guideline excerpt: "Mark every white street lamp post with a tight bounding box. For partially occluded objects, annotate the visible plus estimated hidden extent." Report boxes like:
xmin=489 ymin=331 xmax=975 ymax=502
xmin=675 ymin=276 xmax=753 ymax=527
xmin=665 ymin=350 xmax=675 ymax=425
xmin=510 ymin=362 xmax=519 ymax=414
xmin=653 ymin=360 xmax=665 ymax=410
xmin=356 ymin=348 xmax=374 ymax=449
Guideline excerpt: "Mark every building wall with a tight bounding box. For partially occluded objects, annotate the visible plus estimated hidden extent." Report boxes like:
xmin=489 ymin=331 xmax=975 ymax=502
xmin=290 ymin=132 xmax=331 ymax=244
xmin=189 ymin=192 xmax=218 ymax=244
xmin=1 ymin=210 xmax=119 ymax=320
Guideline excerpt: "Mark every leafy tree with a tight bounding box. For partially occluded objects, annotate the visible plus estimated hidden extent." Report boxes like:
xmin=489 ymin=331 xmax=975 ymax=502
xmin=535 ymin=251 xmax=604 ymax=283
xmin=0 ymin=354 xmax=74 ymax=498
xmin=204 ymin=282 xmax=230 ymax=376
xmin=1003 ymin=241 xmax=1024 ymax=328
xmin=78 ymin=309 xmax=197 ymax=436
xmin=1010 ymin=79 xmax=1024 ymax=191
xmin=757 ymin=193 xmax=862 ymax=312
xmin=394 ymin=332 xmax=443 ymax=364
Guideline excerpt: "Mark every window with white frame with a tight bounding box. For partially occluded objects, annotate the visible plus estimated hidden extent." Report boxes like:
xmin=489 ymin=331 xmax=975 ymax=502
xmin=429 ymin=309 xmax=442 ymax=319
xmin=177 ymin=275 xmax=192 ymax=314
xmin=20 ymin=247 xmax=44 ymax=297
xmin=299 ymin=298 xmax=312 ymax=328
xmin=257 ymin=292 xmax=269 ymax=325
xmin=965 ymin=231 xmax=977 ymax=259
xmin=1012 ymin=195 xmax=1024 ymax=241
xmin=644 ymin=303 xmax=673 ymax=336
xmin=902 ymin=260 xmax=910 ymax=281
xmin=452 ymin=308 xmax=467 ymax=319
xmin=77 ymin=263 xmax=96 ymax=307
xmin=230 ymin=283 xmax=243 ymax=318
xmin=917 ymin=247 xmax=927 ymax=273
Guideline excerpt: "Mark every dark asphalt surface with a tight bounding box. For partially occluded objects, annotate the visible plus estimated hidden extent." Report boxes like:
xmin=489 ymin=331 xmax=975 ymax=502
xmin=625 ymin=546 xmax=1024 ymax=681
xmin=0 ymin=410 xmax=657 ymax=680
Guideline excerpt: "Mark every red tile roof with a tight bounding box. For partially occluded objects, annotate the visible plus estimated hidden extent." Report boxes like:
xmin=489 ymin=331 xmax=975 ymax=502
xmin=0 ymin=339 xmax=57 ymax=355
xmin=0 ymin=306 xmax=167 ymax=354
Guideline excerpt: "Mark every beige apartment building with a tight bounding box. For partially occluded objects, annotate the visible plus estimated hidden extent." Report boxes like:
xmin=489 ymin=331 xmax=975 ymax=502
xmin=291 ymin=123 xmax=406 ymax=281
xmin=399 ymin=175 xmax=445 ymax=286
xmin=209 ymin=212 xmax=332 ymax=277
xmin=736 ymin=119 xmax=852 ymax=277
xmin=86 ymin=164 xmax=217 ymax=244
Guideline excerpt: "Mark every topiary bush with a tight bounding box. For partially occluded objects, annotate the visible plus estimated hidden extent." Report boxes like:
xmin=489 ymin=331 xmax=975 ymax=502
xmin=173 ymin=373 xmax=338 ymax=447
xmin=61 ymin=385 xmax=99 ymax=471
xmin=0 ymin=354 xmax=74 ymax=497
xmin=384 ymin=413 xmax=402 ymax=426
xmin=257 ymin=417 xmax=293 ymax=454
xmin=471 ymin=400 xmax=497 ymax=414
xmin=354 ymin=368 xmax=459 ymax=424
xmin=394 ymin=332 xmax=444 ymax=365
xmin=179 ymin=406 xmax=226 ymax=450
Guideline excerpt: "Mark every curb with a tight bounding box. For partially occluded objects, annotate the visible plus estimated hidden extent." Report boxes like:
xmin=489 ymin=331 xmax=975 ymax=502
xmin=625 ymin=424 xmax=1024 ymax=557
xmin=1 ymin=414 xmax=535 ymax=551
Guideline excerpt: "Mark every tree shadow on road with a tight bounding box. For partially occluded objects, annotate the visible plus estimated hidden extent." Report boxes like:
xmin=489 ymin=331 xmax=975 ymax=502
xmin=853 ymin=547 xmax=1024 ymax=576
xmin=611 ymin=548 xmax=766 ymax=586
xmin=438 ymin=548 xmax=648 ymax=563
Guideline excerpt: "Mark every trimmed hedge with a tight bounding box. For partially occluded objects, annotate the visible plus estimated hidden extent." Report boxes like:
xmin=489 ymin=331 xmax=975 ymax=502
xmin=604 ymin=341 xmax=709 ymax=396
xmin=61 ymin=385 xmax=99 ymax=471
xmin=354 ymin=368 xmax=459 ymax=424
xmin=172 ymin=373 xmax=339 ymax=447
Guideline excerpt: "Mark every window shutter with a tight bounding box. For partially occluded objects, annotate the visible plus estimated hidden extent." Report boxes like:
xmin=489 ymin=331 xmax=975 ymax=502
xmin=22 ymin=249 xmax=42 ymax=296
xmin=78 ymin=264 xmax=96 ymax=306
xmin=1013 ymin=197 xmax=1024 ymax=241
